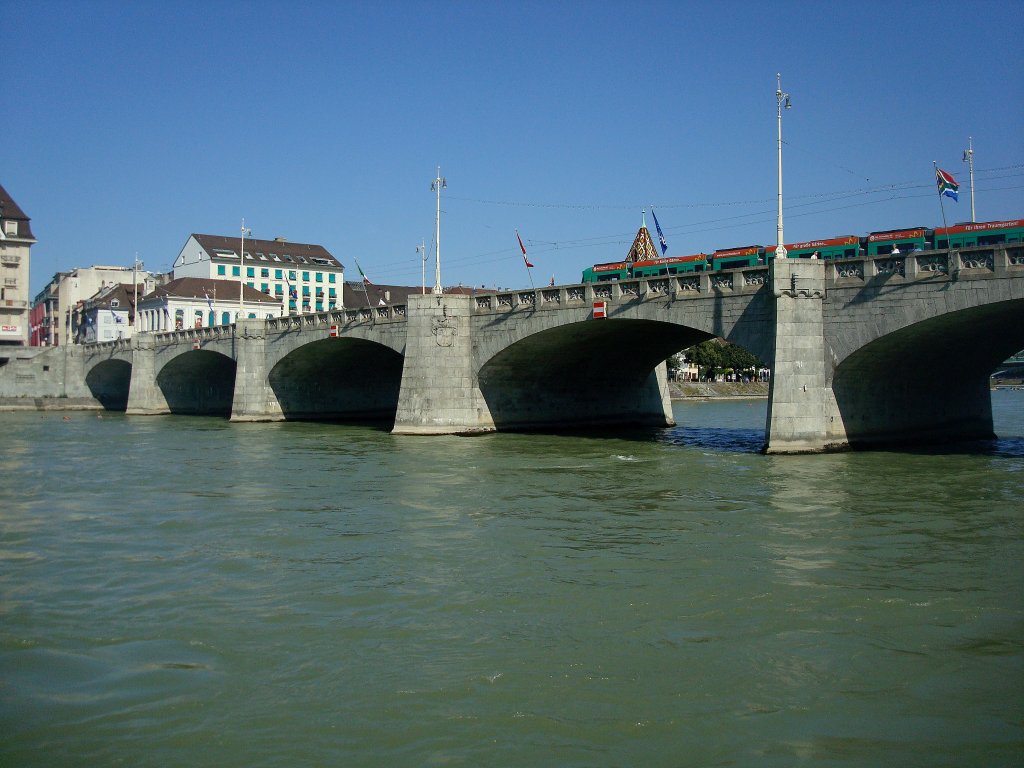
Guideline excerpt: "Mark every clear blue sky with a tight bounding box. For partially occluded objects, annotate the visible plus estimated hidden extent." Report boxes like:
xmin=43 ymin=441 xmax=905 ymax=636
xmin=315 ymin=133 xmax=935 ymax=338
xmin=5 ymin=0 xmax=1023 ymax=297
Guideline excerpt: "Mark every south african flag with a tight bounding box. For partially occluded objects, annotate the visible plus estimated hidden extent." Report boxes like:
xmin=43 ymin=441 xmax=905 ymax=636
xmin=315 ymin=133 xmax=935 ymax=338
xmin=936 ymin=167 xmax=959 ymax=201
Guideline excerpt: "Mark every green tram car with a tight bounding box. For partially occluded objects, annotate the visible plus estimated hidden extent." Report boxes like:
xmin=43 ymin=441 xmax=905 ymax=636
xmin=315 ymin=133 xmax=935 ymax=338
xmin=581 ymin=218 xmax=1023 ymax=282
xmin=934 ymin=218 xmax=1024 ymax=249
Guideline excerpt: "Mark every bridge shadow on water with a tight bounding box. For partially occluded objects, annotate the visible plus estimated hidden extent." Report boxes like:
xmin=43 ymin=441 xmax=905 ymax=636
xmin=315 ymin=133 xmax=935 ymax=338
xmin=859 ymin=435 xmax=1024 ymax=459
xmin=517 ymin=424 xmax=767 ymax=455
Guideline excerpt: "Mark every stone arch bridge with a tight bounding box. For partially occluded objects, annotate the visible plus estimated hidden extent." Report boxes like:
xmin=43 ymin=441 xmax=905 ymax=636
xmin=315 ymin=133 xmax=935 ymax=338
xmin=16 ymin=244 xmax=1024 ymax=453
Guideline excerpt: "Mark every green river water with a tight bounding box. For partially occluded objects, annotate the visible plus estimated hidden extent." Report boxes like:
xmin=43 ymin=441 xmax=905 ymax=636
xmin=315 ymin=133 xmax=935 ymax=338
xmin=1 ymin=393 xmax=1022 ymax=767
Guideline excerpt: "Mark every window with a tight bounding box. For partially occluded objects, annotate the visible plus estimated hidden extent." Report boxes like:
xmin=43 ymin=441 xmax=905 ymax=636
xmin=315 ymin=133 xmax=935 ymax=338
xmin=4 ymin=221 xmax=18 ymax=236
xmin=315 ymin=301 xmax=323 ymax=311
xmin=328 ymin=274 xmax=336 ymax=283
xmin=260 ymin=268 xmax=269 ymax=278
xmin=110 ymin=299 xmax=120 ymax=308
xmin=232 ymin=266 xmax=240 ymax=277
xmin=217 ymin=265 xmax=226 ymax=276
xmin=209 ymin=310 xmax=216 ymax=326
xmin=261 ymin=283 xmax=270 ymax=293
xmin=315 ymin=272 xmax=323 ymax=282
xmin=274 ymin=285 xmax=283 ymax=295
xmin=328 ymin=288 xmax=336 ymax=297
xmin=221 ymin=311 xmax=231 ymax=325
xmin=302 ymin=286 xmax=310 ymax=296
xmin=275 ymin=269 xmax=283 ymax=280
xmin=288 ymin=271 xmax=296 ymax=281
xmin=302 ymin=271 xmax=309 ymax=281
xmin=270 ymin=254 xmax=281 ymax=262
xmin=246 ymin=267 xmax=255 ymax=278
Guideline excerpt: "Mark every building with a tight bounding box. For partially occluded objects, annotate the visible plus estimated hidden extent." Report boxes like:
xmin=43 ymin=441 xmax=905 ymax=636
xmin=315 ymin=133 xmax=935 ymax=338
xmin=172 ymin=234 xmax=344 ymax=313
xmin=136 ymin=277 xmax=282 ymax=332
xmin=31 ymin=265 xmax=157 ymax=346
xmin=0 ymin=184 xmax=36 ymax=347
xmin=343 ymin=280 xmax=497 ymax=308
xmin=77 ymin=283 xmax=139 ymax=343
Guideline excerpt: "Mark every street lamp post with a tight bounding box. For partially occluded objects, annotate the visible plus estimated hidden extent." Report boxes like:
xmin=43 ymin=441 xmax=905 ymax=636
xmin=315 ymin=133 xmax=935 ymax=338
xmin=963 ymin=137 xmax=976 ymax=223
xmin=239 ymin=218 xmax=251 ymax=322
xmin=133 ymin=252 xmax=143 ymax=335
xmin=431 ymin=167 xmax=446 ymax=296
xmin=775 ymin=73 xmax=792 ymax=260
xmin=416 ymin=239 xmax=426 ymax=295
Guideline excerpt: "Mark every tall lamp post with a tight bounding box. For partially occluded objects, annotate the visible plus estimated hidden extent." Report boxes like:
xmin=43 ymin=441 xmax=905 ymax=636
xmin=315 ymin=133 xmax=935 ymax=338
xmin=431 ymin=167 xmax=446 ymax=296
xmin=239 ymin=218 xmax=251 ymax=322
xmin=962 ymin=137 xmax=976 ymax=223
xmin=775 ymin=73 xmax=792 ymax=260
xmin=133 ymin=252 xmax=143 ymax=334
xmin=416 ymin=239 xmax=426 ymax=295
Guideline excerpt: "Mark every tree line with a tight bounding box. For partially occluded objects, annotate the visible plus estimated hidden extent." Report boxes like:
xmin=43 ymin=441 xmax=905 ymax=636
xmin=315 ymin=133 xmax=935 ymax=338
xmin=672 ymin=340 xmax=765 ymax=380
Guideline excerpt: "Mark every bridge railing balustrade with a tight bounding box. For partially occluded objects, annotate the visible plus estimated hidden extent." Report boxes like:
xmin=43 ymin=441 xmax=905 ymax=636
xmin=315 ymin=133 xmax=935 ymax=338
xmin=957 ymin=247 xmax=995 ymax=272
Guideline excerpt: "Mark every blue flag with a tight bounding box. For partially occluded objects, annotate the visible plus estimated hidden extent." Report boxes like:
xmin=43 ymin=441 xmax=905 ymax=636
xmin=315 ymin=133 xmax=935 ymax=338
xmin=651 ymin=209 xmax=668 ymax=255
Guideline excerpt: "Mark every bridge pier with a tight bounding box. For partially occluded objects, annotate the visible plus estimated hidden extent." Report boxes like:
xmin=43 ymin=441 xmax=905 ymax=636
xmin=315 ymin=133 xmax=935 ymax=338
xmin=231 ymin=319 xmax=285 ymax=422
xmin=124 ymin=334 xmax=171 ymax=415
xmin=393 ymin=294 xmax=495 ymax=435
xmin=764 ymin=259 xmax=847 ymax=454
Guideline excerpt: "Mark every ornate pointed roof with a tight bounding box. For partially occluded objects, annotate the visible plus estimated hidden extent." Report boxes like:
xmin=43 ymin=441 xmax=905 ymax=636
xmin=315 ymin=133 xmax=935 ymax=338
xmin=625 ymin=226 xmax=660 ymax=264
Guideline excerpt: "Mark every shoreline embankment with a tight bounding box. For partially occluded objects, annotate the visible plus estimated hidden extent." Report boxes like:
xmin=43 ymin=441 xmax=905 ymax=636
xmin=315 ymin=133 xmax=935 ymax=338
xmin=669 ymin=381 xmax=769 ymax=400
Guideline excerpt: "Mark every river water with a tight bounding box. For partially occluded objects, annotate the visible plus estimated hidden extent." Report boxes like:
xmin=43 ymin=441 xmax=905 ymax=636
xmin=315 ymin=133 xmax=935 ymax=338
xmin=1 ymin=393 xmax=1022 ymax=767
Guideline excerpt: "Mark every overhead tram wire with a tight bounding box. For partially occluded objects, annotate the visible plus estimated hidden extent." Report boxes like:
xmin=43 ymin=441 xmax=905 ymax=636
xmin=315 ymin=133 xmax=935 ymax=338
xmin=362 ymin=172 xmax=1024 ymax=282
xmin=444 ymin=165 xmax=1023 ymax=215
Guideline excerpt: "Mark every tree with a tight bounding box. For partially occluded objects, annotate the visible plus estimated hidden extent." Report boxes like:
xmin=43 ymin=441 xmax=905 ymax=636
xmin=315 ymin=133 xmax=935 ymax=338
xmin=683 ymin=339 xmax=763 ymax=380
xmin=685 ymin=340 xmax=724 ymax=380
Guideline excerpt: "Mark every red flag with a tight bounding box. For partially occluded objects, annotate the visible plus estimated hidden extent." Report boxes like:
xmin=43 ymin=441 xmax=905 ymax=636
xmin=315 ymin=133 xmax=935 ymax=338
xmin=517 ymin=230 xmax=534 ymax=268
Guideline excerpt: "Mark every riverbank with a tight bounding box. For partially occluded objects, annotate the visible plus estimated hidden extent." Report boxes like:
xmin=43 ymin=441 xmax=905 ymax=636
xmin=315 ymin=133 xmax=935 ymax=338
xmin=0 ymin=396 xmax=102 ymax=412
xmin=669 ymin=381 xmax=769 ymax=400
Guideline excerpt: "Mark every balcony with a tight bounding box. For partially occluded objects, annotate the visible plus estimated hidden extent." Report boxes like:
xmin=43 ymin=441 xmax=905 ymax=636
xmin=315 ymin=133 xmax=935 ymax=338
xmin=0 ymin=252 xmax=21 ymax=266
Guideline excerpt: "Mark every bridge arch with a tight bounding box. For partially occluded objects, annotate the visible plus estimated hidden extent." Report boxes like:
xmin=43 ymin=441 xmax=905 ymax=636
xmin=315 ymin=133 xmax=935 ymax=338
xmin=85 ymin=359 xmax=132 ymax=410
xmin=267 ymin=337 xmax=404 ymax=422
xmin=830 ymin=298 xmax=1024 ymax=445
xmin=476 ymin=318 xmax=715 ymax=429
xmin=156 ymin=349 xmax=237 ymax=415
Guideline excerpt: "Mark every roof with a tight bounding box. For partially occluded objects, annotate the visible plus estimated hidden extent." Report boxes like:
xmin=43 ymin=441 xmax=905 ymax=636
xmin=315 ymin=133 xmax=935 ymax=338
xmin=0 ymin=182 xmax=35 ymax=240
xmin=625 ymin=226 xmax=660 ymax=264
xmin=342 ymin=281 xmax=495 ymax=306
xmin=191 ymin=233 xmax=341 ymax=269
xmin=86 ymin=283 xmax=137 ymax=311
xmin=143 ymin=277 xmax=281 ymax=304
